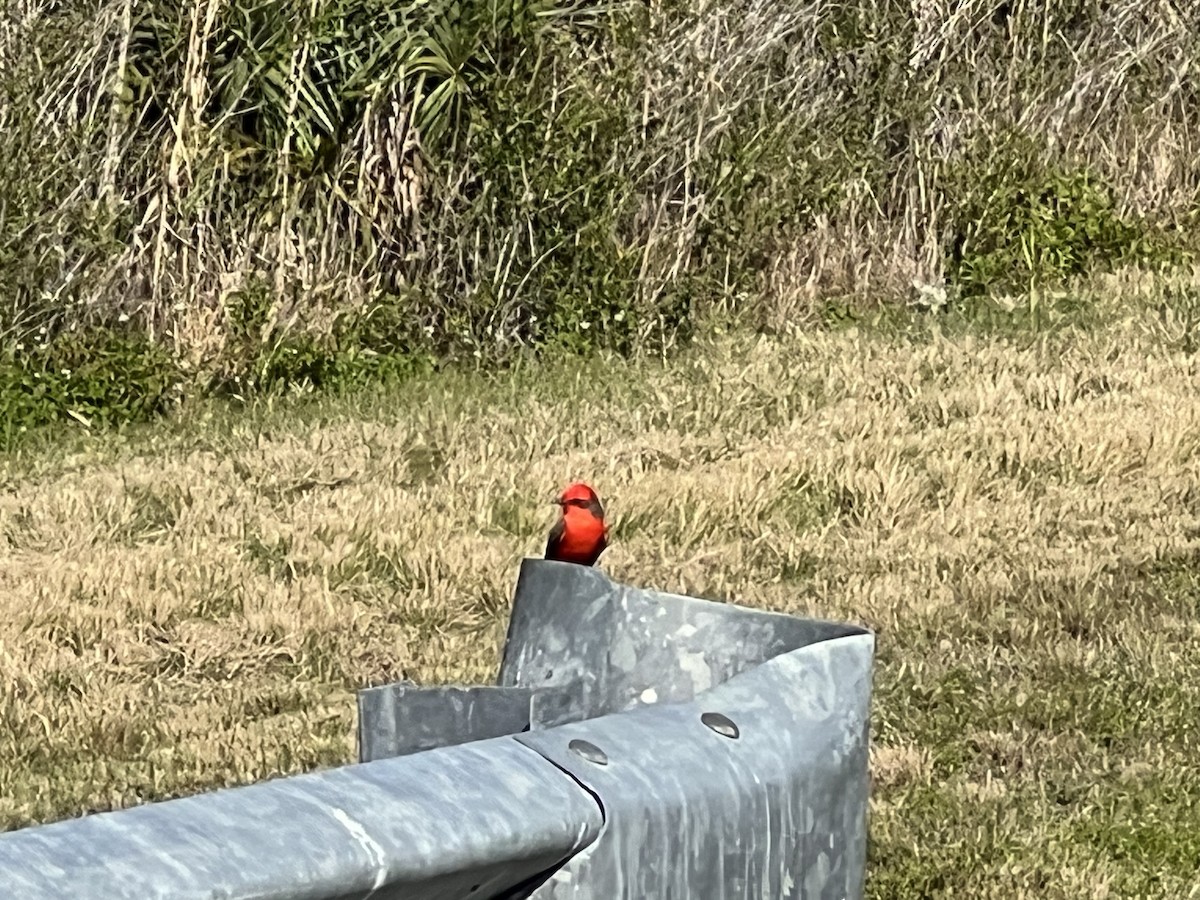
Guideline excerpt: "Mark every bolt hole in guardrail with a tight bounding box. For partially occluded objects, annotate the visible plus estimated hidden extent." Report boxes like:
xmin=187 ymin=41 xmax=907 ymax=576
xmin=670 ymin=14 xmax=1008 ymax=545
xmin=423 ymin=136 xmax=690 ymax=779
xmin=700 ymin=712 xmax=739 ymax=739
xmin=568 ymin=739 xmax=609 ymax=766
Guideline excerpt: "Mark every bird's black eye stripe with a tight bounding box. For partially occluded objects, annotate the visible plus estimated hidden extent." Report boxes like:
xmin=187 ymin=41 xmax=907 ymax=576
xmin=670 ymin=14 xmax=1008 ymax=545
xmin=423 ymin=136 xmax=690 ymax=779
xmin=561 ymin=496 xmax=604 ymax=516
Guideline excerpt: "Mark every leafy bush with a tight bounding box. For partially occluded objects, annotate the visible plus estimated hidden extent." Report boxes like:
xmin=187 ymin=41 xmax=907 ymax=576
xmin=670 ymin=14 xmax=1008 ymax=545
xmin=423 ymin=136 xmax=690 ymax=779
xmin=212 ymin=280 xmax=435 ymax=396
xmin=946 ymin=148 xmax=1177 ymax=299
xmin=0 ymin=332 xmax=182 ymax=447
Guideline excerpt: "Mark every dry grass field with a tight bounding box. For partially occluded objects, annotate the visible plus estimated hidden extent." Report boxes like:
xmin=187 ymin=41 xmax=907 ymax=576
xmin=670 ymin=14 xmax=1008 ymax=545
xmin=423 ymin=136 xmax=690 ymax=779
xmin=2 ymin=275 xmax=1200 ymax=897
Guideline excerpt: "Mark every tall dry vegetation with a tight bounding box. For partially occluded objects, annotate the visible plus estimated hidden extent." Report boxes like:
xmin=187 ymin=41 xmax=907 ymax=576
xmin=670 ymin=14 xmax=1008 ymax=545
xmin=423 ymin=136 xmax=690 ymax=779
xmin=0 ymin=0 xmax=1197 ymax=431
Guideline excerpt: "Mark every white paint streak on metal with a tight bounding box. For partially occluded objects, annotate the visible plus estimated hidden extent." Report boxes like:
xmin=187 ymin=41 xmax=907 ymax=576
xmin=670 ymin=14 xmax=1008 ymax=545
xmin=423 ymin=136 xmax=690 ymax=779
xmin=329 ymin=807 xmax=388 ymax=893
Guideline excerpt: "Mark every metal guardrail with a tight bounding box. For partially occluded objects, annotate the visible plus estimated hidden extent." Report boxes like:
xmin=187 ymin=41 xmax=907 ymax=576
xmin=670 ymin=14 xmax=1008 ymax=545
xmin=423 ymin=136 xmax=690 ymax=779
xmin=0 ymin=559 xmax=875 ymax=899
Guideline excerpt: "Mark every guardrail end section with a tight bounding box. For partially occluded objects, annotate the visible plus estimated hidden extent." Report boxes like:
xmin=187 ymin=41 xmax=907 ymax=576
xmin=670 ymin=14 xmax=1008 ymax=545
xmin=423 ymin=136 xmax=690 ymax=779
xmin=514 ymin=633 xmax=874 ymax=899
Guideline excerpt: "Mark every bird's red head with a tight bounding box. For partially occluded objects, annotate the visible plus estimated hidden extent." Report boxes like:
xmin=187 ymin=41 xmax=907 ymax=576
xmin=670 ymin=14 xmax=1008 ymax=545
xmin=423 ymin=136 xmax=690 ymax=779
xmin=558 ymin=481 xmax=600 ymax=507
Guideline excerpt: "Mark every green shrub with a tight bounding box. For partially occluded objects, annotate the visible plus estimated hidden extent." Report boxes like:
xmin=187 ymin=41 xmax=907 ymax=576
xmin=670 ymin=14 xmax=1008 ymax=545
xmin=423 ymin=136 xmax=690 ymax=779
xmin=947 ymin=154 xmax=1156 ymax=299
xmin=0 ymin=331 xmax=182 ymax=448
xmin=940 ymin=127 xmax=1195 ymax=303
xmin=213 ymin=281 xmax=435 ymax=397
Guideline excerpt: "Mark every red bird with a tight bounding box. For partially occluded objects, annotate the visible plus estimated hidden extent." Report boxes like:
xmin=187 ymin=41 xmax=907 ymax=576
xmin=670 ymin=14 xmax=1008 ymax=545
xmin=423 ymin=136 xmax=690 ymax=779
xmin=545 ymin=482 xmax=609 ymax=567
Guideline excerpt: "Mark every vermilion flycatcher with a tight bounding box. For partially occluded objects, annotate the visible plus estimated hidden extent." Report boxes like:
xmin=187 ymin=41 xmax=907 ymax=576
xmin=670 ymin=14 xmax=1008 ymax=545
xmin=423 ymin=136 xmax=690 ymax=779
xmin=545 ymin=482 xmax=609 ymax=567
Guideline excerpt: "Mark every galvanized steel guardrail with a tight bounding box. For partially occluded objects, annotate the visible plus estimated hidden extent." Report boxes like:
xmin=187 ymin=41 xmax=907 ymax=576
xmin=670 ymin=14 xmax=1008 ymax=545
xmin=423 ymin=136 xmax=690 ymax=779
xmin=0 ymin=559 xmax=875 ymax=899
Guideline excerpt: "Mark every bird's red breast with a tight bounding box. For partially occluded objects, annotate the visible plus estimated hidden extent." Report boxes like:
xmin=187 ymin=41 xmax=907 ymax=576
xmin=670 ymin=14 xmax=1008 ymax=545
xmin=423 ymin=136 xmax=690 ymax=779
xmin=545 ymin=482 xmax=608 ymax=567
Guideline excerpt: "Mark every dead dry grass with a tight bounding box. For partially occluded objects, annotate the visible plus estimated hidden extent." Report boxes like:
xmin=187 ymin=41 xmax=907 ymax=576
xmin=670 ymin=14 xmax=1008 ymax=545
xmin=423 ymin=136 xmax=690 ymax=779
xmin=2 ymin=276 xmax=1200 ymax=897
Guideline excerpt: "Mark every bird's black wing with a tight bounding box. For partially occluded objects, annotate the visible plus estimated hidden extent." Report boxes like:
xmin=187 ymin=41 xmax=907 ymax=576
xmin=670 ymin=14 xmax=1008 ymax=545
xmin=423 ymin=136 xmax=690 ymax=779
xmin=585 ymin=527 xmax=609 ymax=566
xmin=544 ymin=518 xmax=566 ymax=560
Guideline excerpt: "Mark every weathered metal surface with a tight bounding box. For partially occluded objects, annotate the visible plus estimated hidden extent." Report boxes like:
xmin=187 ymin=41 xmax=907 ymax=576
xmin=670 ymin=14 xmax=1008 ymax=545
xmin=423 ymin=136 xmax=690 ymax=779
xmin=499 ymin=559 xmax=866 ymax=718
xmin=358 ymin=683 xmax=537 ymax=762
xmin=496 ymin=561 xmax=874 ymax=899
xmin=357 ymin=561 xmax=868 ymax=754
xmin=0 ymin=736 xmax=603 ymax=900
xmin=357 ymin=559 xmax=875 ymax=898
xmin=519 ymin=633 xmax=874 ymax=899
